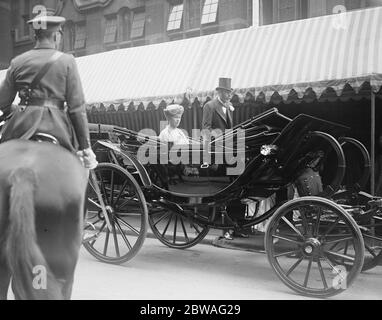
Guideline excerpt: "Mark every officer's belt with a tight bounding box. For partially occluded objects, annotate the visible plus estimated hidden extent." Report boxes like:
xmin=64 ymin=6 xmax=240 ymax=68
xmin=19 ymin=98 xmax=65 ymax=110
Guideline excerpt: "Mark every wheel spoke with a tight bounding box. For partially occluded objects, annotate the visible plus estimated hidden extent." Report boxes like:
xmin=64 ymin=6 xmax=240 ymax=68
xmin=325 ymin=250 xmax=355 ymax=262
xmin=180 ymin=217 xmax=190 ymax=243
xmin=314 ymin=208 xmax=322 ymax=237
xmin=299 ymin=208 xmax=310 ymax=236
xmin=109 ymin=170 xmax=115 ymax=205
xmin=103 ymin=228 xmax=110 ymax=256
xmin=117 ymin=195 xmax=138 ymax=210
xmin=286 ymin=256 xmax=304 ymax=277
xmin=323 ymin=236 xmax=354 ymax=246
xmin=272 ymin=234 xmax=302 ymax=245
xmin=152 ymin=212 xmax=171 ymax=227
xmin=317 ymin=259 xmax=328 ymax=289
xmin=363 ymin=234 xmax=382 ymax=242
xmin=191 ymin=222 xmax=201 ymax=234
xmin=88 ymin=179 xmax=97 ymax=194
xmin=113 ymin=180 xmax=129 ymax=207
xmin=173 ymin=215 xmax=178 ymax=244
xmin=324 ymin=233 xmax=353 ymax=237
xmin=273 ymin=249 xmax=300 ymax=258
xmin=281 ymin=216 xmax=304 ymax=239
xmin=116 ymin=216 xmax=140 ymax=236
xmin=161 ymin=213 xmax=173 ymax=237
xmin=365 ymin=244 xmax=378 ymax=257
xmin=96 ymin=170 xmax=109 ymax=205
xmin=114 ymin=218 xmax=132 ymax=250
xmin=112 ymin=220 xmax=120 ymax=257
xmin=322 ymin=217 xmax=341 ymax=237
xmin=343 ymin=239 xmax=349 ymax=257
xmin=303 ymin=257 xmax=313 ymax=287
xmin=94 ymin=221 xmax=107 ymax=239
xmin=323 ymin=254 xmax=347 ymax=282
xmin=88 ymin=198 xmax=103 ymax=209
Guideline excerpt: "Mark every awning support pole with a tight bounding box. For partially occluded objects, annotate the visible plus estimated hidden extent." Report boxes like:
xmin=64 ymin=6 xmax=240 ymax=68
xmin=371 ymin=90 xmax=376 ymax=195
xmin=193 ymin=103 xmax=198 ymax=133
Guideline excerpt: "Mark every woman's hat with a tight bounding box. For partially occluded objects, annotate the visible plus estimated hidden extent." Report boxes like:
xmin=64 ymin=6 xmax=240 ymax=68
xmin=164 ymin=104 xmax=184 ymax=118
xmin=216 ymin=77 xmax=233 ymax=92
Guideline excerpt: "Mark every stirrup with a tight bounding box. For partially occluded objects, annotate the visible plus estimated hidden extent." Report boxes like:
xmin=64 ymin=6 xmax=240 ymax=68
xmin=82 ymin=221 xmax=99 ymax=243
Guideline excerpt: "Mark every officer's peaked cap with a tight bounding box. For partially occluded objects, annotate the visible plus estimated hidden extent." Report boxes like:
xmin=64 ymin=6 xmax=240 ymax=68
xmin=27 ymin=9 xmax=65 ymax=30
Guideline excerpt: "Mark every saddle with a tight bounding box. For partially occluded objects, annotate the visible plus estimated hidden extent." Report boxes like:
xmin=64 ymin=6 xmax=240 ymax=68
xmin=30 ymin=133 xmax=59 ymax=145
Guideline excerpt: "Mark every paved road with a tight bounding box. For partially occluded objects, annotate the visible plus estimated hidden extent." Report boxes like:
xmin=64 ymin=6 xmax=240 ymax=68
xmin=70 ymin=237 xmax=382 ymax=300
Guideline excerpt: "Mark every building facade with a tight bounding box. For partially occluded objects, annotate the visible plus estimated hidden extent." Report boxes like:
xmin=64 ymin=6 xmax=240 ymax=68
xmin=7 ymin=0 xmax=253 ymax=60
xmin=260 ymin=0 xmax=382 ymax=25
xmin=0 ymin=0 xmax=13 ymax=69
xmin=1 ymin=0 xmax=381 ymax=67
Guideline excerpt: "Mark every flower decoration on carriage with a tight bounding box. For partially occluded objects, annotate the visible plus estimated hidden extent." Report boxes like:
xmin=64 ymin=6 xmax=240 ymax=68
xmin=260 ymin=144 xmax=278 ymax=156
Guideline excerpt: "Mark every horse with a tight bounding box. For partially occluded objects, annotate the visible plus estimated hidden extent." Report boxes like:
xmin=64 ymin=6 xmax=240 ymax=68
xmin=0 ymin=139 xmax=88 ymax=300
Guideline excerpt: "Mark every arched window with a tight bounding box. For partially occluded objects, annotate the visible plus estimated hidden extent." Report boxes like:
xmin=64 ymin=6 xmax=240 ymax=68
xmin=63 ymin=20 xmax=75 ymax=52
xmin=118 ymin=7 xmax=130 ymax=41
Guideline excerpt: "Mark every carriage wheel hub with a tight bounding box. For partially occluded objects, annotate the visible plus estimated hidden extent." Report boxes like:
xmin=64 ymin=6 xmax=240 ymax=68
xmin=303 ymin=238 xmax=321 ymax=256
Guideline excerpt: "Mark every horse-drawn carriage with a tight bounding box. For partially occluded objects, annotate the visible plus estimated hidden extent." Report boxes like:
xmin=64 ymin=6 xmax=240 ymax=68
xmin=84 ymin=107 xmax=382 ymax=298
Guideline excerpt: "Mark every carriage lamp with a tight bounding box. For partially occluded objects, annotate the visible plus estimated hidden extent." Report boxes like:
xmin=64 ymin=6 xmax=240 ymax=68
xmin=260 ymin=144 xmax=278 ymax=156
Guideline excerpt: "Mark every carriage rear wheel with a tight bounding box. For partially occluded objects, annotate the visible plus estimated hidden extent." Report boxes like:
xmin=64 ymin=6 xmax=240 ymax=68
xmin=359 ymin=215 xmax=382 ymax=272
xmin=83 ymin=163 xmax=148 ymax=264
xmin=148 ymin=205 xmax=210 ymax=249
xmin=265 ymin=197 xmax=364 ymax=298
xmin=338 ymin=137 xmax=371 ymax=191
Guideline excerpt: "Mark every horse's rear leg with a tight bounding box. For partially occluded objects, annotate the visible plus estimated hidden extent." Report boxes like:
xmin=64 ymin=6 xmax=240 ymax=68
xmin=0 ymin=259 xmax=11 ymax=300
xmin=61 ymin=275 xmax=74 ymax=300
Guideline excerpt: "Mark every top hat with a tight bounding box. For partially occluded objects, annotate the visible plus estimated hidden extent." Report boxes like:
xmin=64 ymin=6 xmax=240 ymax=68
xmin=216 ymin=78 xmax=233 ymax=92
xmin=27 ymin=9 xmax=66 ymax=30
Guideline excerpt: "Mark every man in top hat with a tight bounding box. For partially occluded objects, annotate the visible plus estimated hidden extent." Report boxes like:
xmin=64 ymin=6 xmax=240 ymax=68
xmin=202 ymin=78 xmax=248 ymax=240
xmin=202 ymin=77 xmax=234 ymax=139
xmin=0 ymin=11 xmax=97 ymax=169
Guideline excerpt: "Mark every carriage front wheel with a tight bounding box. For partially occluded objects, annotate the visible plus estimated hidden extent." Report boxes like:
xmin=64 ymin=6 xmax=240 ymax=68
xmin=265 ymin=196 xmax=364 ymax=298
xmin=148 ymin=205 xmax=210 ymax=249
xmin=83 ymin=163 xmax=148 ymax=264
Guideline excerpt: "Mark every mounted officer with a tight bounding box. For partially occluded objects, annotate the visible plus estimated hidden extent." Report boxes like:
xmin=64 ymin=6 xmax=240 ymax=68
xmin=0 ymin=10 xmax=97 ymax=169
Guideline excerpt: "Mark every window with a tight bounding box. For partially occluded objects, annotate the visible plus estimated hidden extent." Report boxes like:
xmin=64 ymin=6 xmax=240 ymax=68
xmin=62 ymin=21 xmax=75 ymax=52
xmin=131 ymin=12 xmax=145 ymax=39
xmin=277 ymin=0 xmax=297 ymax=22
xmin=22 ymin=0 xmax=31 ymax=36
xmin=167 ymin=4 xmax=184 ymax=31
xmin=74 ymin=23 xmax=86 ymax=50
xmin=201 ymin=0 xmax=219 ymax=24
xmin=104 ymin=16 xmax=118 ymax=44
xmin=271 ymin=0 xmax=308 ymax=23
xmin=22 ymin=14 xmax=30 ymax=36
xmin=364 ymin=0 xmax=382 ymax=9
xmin=120 ymin=9 xmax=130 ymax=41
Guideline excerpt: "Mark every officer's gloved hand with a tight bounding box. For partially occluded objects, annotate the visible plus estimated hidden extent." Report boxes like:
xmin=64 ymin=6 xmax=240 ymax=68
xmin=77 ymin=148 xmax=98 ymax=170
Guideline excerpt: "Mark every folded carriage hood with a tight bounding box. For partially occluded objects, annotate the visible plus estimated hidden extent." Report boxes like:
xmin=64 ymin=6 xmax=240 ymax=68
xmin=272 ymin=114 xmax=349 ymax=151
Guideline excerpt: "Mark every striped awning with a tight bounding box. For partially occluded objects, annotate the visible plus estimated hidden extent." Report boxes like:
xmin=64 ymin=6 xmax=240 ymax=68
xmin=1 ymin=7 xmax=381 ymax=109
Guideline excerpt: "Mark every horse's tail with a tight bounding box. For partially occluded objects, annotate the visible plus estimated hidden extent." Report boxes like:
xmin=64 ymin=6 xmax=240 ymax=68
xmin=5 ymin=168 xmax=63 ymax=300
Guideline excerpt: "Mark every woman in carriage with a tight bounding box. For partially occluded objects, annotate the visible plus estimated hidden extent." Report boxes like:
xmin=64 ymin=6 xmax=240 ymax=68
xmin=159 ymin=104 xmax=189 ymax=145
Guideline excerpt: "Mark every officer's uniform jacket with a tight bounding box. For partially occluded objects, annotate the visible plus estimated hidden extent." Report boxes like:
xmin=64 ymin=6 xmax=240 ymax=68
xmin=0 ymin=43 xmax=90 ymax=152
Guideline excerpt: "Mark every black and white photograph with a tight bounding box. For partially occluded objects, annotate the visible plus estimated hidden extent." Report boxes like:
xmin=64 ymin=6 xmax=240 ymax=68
xmin=0 ymin=0 xmax=381 ymax=306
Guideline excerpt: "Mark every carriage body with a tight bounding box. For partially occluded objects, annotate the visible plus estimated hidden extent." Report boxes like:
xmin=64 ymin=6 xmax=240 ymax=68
xmin=84 ymin=107 xmax=382 ymax=298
